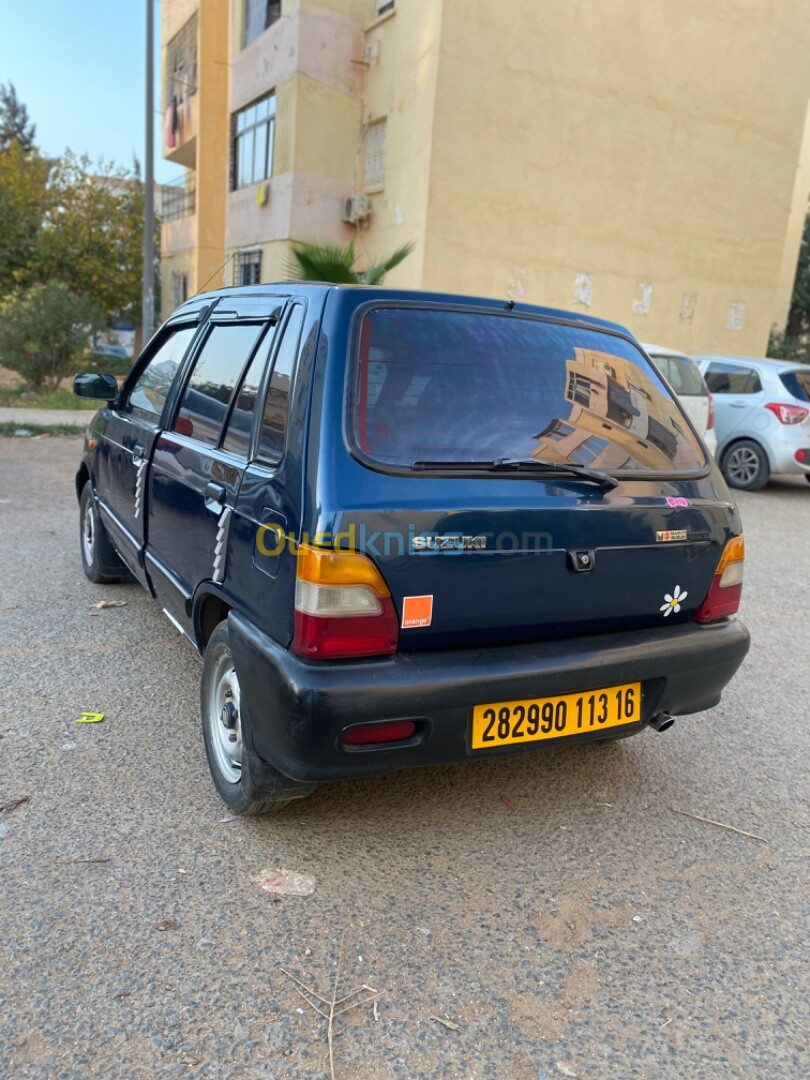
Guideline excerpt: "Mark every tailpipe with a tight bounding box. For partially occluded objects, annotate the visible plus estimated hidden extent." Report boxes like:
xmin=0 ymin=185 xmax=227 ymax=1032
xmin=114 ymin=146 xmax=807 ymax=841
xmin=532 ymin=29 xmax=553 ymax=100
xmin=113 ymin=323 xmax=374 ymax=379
xmin=649 ymin=713 xmax=674 ymax=732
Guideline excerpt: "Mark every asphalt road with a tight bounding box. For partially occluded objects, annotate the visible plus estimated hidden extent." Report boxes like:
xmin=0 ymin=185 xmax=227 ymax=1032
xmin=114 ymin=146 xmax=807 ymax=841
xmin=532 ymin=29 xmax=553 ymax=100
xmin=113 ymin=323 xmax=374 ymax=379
xmin=1 ymin=437 xmax=808 ymax=1080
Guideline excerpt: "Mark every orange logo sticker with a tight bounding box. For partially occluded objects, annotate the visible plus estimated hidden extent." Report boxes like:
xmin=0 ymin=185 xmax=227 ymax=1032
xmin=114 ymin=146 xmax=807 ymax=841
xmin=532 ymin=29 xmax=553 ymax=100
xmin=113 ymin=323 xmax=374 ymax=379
xmin=401 ymin=595 xmax=433 ymax=629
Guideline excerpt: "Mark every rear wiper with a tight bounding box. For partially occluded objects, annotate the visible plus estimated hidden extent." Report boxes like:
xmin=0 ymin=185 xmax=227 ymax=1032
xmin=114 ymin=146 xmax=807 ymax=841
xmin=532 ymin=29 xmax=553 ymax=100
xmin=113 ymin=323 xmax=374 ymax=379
xmin=492 ymin=457 xmax=619 ymax=489
xmin=411 ymin=457 xmax=618 ymax=488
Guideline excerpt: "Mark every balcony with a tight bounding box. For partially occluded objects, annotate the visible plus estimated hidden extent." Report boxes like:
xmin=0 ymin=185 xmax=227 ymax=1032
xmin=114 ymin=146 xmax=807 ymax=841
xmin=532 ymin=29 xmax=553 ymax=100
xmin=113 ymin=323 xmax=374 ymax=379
xmin=161 ymin=174 xmax=196 ymax=257
xmin=163 ymin=12 xmax=198 ymax=167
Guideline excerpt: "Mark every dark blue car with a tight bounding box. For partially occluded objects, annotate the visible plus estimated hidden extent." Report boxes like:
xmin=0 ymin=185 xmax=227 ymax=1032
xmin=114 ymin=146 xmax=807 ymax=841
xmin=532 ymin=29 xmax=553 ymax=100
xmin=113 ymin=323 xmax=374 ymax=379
xmin=74 ymin=285 xmax=750 ymax=814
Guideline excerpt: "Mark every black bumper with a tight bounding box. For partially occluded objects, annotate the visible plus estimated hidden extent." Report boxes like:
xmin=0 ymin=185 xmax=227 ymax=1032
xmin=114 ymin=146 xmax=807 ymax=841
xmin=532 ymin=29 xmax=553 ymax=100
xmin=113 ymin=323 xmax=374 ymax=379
xmin=228 ymin=613 xmax=750 ymax=783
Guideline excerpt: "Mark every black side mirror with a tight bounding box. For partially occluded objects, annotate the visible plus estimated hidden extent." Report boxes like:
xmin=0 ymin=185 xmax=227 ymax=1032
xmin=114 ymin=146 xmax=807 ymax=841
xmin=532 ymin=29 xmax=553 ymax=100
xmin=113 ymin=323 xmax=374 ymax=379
xmin=74 ymin=372 xmax=119 ymax=403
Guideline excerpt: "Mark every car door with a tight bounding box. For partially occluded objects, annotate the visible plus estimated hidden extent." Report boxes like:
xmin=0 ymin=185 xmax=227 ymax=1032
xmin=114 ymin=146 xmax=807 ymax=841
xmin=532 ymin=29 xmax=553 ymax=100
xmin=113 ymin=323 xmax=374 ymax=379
xmin=145 ymin=297 xmax=283 ymax=632
xmin=701 ymin=361 xmax=763 ymax=446
xmin=95 ymin=319 xmax=202 ymax=588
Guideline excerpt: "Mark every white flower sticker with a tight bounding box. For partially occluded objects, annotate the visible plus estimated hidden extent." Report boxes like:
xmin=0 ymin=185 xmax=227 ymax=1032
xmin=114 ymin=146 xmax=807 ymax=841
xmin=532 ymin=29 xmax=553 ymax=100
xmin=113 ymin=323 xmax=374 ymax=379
xmin=660 ymin=585 xmax=688 ymax=617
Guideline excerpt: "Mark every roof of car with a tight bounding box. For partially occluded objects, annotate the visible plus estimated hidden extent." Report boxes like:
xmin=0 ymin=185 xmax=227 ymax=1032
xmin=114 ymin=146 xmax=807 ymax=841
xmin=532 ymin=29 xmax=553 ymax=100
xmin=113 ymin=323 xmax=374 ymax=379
xmin=693 ymin=354 xmax=807 ymax=372
xmin=177 ymin=283 xmax=635 ymax=339
xmin=641 ymin=343 xmax=696 ymax=360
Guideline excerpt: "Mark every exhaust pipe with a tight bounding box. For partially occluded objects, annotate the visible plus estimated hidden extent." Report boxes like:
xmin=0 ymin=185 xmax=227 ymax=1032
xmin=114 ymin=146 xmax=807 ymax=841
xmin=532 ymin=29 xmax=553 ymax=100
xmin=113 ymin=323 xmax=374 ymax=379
xmin=649 ymin=713 xmax=675 ymax=732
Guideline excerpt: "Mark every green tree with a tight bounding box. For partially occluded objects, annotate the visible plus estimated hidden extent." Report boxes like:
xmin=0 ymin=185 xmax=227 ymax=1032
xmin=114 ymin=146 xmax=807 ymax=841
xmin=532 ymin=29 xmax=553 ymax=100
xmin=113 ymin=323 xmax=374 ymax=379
xmin=0 ymin=82 xmax=36 ymax=153
xmin=0 ymin=281 xmax=104 ymax=390
xmin=36 ymin=153 xmax=149 ymax=324
xmin=0 ymin=140 xmax=50 ymax=294
xmin=770 ymin=208 xmax=810 ymax=361
xmin=286 ymin=240 xmax=414 ymax=284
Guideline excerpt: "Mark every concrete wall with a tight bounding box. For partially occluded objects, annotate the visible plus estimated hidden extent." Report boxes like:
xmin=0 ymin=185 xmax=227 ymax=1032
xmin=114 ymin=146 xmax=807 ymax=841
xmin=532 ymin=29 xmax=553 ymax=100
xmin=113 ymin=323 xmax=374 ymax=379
xmin=421 ymin=0 xmax=810 ymax=355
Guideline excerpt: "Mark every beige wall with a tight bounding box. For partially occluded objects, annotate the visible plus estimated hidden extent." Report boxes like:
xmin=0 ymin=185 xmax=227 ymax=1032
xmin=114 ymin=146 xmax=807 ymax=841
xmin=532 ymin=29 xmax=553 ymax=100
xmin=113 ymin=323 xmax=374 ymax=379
xmin=421 ymin=0 xmax=810 ymax=355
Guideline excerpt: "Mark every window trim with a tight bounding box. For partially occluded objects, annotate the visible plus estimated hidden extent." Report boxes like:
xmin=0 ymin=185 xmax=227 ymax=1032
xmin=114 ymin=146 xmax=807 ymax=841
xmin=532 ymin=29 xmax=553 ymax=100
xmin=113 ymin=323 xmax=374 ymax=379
xmin=343 ymin=299 xmax=710 ymax=482
xmin=118 ymin=320 xmax=203 ymax=428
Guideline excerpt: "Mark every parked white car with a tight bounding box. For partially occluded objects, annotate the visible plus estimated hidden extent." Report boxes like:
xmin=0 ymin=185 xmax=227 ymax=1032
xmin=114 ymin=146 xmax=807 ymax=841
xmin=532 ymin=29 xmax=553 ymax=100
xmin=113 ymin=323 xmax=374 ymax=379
xmin=642 ymin=344 xmax=717 ymax=457
xmin=693 ymin=355 xmax=810 ymax=490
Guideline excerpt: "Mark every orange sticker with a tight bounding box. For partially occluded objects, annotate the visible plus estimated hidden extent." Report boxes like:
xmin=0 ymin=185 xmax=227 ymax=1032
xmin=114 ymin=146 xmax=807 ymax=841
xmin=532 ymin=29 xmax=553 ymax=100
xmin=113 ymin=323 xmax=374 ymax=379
xmin=401 ymin=595 xmax=433 ymax=629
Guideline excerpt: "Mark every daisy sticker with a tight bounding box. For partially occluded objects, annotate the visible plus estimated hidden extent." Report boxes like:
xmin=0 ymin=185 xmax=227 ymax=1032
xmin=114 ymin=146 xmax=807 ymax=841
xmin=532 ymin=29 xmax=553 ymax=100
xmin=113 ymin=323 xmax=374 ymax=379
xmin=660 ymin=585 xmax=687 ymax=617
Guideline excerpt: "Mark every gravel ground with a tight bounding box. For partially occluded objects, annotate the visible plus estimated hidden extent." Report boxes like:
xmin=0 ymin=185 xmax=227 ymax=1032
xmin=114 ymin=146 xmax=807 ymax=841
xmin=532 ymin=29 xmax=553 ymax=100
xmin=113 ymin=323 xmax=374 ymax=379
xmin=0 ymin=437 xmax=808 ymax=1080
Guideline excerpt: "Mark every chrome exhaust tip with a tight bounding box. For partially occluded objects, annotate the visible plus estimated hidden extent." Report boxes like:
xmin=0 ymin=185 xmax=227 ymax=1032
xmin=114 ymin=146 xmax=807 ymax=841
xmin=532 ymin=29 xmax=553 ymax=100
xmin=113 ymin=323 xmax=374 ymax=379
xmin=649 ymin=713 xmax=675 ymax=732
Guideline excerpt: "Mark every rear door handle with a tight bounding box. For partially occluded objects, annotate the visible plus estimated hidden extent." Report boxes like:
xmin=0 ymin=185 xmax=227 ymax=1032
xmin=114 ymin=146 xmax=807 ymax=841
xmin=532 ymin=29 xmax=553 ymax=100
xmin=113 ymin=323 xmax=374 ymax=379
xmin=205 ymin=482 xmax=226 ymax=505
xmin=729 ymin=402 xmax=748 ymax=409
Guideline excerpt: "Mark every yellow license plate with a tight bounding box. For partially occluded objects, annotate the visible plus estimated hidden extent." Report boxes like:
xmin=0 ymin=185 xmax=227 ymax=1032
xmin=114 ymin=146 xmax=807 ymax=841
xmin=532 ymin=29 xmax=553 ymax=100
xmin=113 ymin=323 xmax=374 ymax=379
xmin=471 ymin=682 xmax=641 ymax=749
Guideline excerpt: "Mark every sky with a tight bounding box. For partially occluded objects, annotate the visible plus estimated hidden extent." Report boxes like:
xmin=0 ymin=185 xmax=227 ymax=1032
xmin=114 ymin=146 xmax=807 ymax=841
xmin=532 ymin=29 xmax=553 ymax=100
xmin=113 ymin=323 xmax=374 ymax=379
xmin=0 ymin=0 xmax=176 ymax=183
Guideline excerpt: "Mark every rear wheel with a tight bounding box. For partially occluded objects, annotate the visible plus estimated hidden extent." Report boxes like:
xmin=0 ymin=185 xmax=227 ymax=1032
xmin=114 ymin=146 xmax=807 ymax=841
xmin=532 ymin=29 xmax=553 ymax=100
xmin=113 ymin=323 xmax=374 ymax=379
xmin=79 ymin=482 xmax=129 ymax=583
xmin=805 ymin=475 xmax=810 ymax=485
xmin=201 ymin=621 xmax=315 ymax=814
xmin=721 ymin=440 xmax=770 ymax=491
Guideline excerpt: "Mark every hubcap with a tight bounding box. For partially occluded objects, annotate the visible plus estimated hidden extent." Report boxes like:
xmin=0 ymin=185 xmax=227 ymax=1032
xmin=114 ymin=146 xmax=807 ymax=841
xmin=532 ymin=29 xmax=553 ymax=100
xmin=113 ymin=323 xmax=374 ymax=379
xmin=82 ymin=499 xmax=95 ymax=566
xmin=207 ymin=651 xmax=243 ymax=784
xmin=727 ymin=447 xmax=760 ymax=485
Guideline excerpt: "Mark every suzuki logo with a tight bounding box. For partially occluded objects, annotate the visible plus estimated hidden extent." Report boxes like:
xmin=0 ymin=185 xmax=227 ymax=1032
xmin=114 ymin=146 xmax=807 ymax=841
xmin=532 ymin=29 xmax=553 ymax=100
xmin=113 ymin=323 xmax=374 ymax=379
xmin=412 ymin=534 xmax=487 ymax=551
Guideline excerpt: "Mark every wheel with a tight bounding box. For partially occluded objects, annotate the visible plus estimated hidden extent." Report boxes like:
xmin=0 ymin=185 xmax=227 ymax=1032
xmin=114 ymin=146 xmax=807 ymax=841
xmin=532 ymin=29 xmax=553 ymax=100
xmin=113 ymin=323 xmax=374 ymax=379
xmin=201 ymin=621 xmax=316 ymax=814
xmin=79 ymin=482 xmax=129 ymax=583
xmin=721 ymin=440 xmax=770 ymax=491
xmin=805 ymin=475 xmax=810 ymax=485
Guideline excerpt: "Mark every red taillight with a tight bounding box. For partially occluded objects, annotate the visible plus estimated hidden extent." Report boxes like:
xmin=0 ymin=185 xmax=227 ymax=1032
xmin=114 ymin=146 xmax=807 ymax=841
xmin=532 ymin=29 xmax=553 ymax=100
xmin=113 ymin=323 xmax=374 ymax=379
xmin=694 ymin=536 xmax=744 ymax=623
xmin=343 ymin=720 xmax=416 ymax=746
xmin=764 ymin=402 xmax=809 ymax=425
xmin=706 ymin=390 xmax=715 ymax=431
xmin=292 ymin=544 xmax=398 ymax=660
xmin=796 ymin=449 xmax=809 ymax=463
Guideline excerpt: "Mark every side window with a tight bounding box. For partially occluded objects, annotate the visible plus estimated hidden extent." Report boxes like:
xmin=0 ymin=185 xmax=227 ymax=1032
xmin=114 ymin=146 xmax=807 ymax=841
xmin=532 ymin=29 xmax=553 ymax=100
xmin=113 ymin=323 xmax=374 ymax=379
xmin=221 ymin=323 xmax=278 ymax=457
xmin=124 ymin=327 xmax=196 ymax=424
xmin=257 ymin=305 xmax=305 ymax=463
xmin=173 ymin=323 xmax=264 ymax=448
xmin=704 ymin=363 xmax=762 ymax=395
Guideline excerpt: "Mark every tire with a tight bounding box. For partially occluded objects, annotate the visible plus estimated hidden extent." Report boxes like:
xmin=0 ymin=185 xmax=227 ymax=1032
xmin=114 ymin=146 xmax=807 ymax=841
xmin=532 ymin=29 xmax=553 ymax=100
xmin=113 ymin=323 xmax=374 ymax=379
xmin=805 ymin=475 xmax=810 ymax=485
xmin=721 ymin=440 xmax=770 ymax=491
xmin=79 ymin=482 xmax=129 ymax=583
xmin=201 ymin=621 xmax=316 ymax=815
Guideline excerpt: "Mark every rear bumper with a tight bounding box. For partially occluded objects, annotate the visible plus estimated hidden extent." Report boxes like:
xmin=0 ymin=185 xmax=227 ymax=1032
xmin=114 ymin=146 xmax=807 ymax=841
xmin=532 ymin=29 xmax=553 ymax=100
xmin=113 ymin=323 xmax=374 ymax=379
xmin=228 ymin=613 xmax=750 ymax=782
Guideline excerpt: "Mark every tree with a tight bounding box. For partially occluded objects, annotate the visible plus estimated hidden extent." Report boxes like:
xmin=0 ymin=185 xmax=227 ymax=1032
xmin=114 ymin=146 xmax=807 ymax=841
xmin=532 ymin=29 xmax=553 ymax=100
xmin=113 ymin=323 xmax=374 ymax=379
xmin=0 ymin=82 xmax=36 ymax=153
xmin=36 ymin=152 xmax=151 ymax=324
xmin=286 ymin=240 xmax=414 ymax=284
xmin=0 ymin=282 xmax=105 ymax=390
xmin=0 ymin=140 xmax=50 ymax=294
xmin=770 ymin=208 xmax=810 ymax=361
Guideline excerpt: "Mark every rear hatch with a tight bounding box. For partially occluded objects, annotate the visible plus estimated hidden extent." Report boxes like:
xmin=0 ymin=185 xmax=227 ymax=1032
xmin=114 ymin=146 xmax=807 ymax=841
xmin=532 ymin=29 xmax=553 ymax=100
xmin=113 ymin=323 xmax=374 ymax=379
xmin=327 ymin=302 xmax=732 ymax=650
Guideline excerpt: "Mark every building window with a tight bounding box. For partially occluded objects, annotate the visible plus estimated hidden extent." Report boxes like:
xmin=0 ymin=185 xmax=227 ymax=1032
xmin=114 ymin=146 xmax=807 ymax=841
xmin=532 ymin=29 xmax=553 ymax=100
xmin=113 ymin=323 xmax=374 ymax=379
xmin=171 ymin=272 xmax=189 ymax=311
xmin=375 ymin=0 xmax=395 ymax=15
xmin=244 ymin=0 xmax=282 ymax=48
xmin=234 ymin=249 xmax=262 ymax=286
xmin=364 ymin=119 xmax=386 ymax=189
xmin=232 ymin=94 xmax=275 ymax=189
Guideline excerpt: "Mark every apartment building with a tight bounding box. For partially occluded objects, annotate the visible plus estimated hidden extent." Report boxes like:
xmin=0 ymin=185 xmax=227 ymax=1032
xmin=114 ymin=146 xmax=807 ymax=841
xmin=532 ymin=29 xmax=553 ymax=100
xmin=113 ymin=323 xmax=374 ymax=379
xmin=160 ymin=0 xmax=810 ymax=354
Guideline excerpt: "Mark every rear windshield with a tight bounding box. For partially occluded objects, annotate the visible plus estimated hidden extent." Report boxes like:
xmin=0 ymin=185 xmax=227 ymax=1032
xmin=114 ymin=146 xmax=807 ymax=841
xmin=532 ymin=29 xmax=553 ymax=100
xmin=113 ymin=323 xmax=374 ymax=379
xmin=779 ymin=369 xmax=810 ymax=403
xmin=351 ymin=307 xmax=706 ymax=474
xmin=648 ymin=352 xmax=707 ymax=397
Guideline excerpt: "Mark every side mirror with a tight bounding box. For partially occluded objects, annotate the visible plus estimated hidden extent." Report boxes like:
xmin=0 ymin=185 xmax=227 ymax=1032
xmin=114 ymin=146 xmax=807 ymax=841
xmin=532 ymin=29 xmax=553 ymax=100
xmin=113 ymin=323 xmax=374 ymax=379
xmin=74 ymin=372 xmax=119 ymax=404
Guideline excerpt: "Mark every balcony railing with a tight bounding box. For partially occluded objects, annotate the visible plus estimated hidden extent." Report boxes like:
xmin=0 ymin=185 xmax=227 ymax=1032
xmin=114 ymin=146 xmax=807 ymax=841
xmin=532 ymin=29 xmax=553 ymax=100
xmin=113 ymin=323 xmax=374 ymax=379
xmin=162 ymin=175 xmax=196 ymax=222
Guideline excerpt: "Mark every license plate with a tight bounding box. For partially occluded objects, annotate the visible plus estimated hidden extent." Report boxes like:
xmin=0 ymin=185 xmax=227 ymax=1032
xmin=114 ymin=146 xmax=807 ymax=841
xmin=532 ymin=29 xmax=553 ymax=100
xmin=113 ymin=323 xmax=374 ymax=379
xmin=471 ymin=682 xmax=641 ymax=749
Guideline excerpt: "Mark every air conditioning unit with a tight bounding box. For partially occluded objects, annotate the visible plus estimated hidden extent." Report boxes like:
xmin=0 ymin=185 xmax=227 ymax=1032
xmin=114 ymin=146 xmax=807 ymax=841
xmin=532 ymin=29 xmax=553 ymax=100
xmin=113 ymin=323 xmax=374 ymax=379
xmin=342 ymin=194 xmax=372 ymax=224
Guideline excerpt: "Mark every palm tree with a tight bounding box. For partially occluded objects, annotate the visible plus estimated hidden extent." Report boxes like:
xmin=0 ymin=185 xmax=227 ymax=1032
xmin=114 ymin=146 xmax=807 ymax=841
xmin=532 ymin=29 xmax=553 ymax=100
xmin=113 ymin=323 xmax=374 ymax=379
xmin=286 ymin=240 xmax=414 ymax=285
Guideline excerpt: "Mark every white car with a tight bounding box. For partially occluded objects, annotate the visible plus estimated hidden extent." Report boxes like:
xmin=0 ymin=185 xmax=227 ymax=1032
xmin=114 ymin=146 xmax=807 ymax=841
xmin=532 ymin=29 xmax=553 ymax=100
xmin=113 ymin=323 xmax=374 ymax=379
xmin=642 ymin=344 xmax=717 ymax=457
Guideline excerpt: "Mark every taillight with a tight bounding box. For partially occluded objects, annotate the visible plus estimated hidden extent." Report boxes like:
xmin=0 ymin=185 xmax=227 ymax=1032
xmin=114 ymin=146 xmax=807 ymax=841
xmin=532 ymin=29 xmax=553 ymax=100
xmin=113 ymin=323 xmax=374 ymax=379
xmin=292 ymin=544 xmax=398 ymax=659
xmin=343 ymin=721 xmax=416 ymax=746
xmin=706 ymin=390 xmax=715 ymax=431
xmin=694 ymin=536 xmax=744 ymax=623
xmin=764 ymin=402 xmax=809 ymax=425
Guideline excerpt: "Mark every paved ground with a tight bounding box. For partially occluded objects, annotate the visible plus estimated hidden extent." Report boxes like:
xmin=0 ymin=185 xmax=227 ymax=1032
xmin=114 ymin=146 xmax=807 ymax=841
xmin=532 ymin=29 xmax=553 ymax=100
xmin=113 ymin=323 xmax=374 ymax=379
xmin=0 ymin=408 xmax=96 ymax=428
xmin=1 ymin=437 xmax=808 ymax=1080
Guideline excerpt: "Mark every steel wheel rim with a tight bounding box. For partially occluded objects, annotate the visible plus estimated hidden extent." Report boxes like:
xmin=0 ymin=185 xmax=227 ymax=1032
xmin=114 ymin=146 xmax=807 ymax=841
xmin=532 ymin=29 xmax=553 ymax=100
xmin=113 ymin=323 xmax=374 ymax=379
xmin=82 ymin=498 xmax=95 ymax=566
xmin=207 ymin=650 xmax=243 ymax=784
xmin=727 ymin=447 xmax=759 ymax=485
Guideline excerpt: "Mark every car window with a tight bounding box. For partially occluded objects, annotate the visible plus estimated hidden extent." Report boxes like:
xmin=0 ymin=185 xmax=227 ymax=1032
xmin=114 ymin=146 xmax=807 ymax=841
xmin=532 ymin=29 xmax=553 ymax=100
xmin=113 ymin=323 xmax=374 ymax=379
xmin=257 ymin=305 xmax=304 ymax=463
xmin=173 ymin=323 xmax=265 ymax=448
xmin=351 ymin=307 xmax=706 ymax=474
xmin=650 ymin=354 xmax=706 ymax=396
xmin=779 ymin=370 xmax=810 ymax=403
xmin=124 ymin=327 xmax=196 ymax=424
xmin=221 ymin=323 xmax=278 ymax=457
xmin=703 ymin=363 xmax=762 ymax=395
